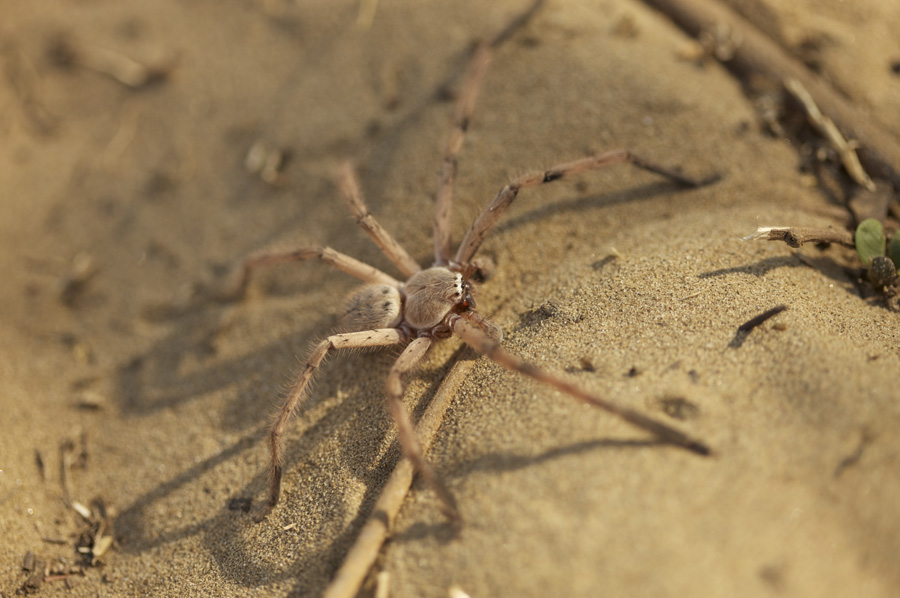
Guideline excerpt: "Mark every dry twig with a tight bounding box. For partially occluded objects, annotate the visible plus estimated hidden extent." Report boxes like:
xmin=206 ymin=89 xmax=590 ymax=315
xmin=50 ymin=37 xmax=167 ymax=88
xmin=743 ymin=226 xmax=853 ymax=248
xmin=641 ymin=0 xmax=900 ymax=188
xmin=323 ymin=352 xmax=477 ymax=598
xmin=784 ymin=78 xmax=875 ymax=191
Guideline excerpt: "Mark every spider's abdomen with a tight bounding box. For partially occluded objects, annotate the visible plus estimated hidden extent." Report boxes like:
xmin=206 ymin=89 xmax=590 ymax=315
xmin=403 ymin=267 xmax=465 ymax=330
xmin=338 ymin=284 xmax=402 ymax=331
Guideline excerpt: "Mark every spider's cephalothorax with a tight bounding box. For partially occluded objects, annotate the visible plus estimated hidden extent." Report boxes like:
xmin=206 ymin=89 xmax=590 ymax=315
xmin=402 ymin=266 xmax=476 ymax=338
xmin=229 ymin=5 xmax=714 ymax=525
xmin=339 ymin=267 xmax=477 ymax=340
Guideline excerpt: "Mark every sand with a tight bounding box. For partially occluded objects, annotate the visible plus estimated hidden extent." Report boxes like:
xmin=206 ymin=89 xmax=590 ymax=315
xmin=2 ymin=1 xmax=899 ymax=596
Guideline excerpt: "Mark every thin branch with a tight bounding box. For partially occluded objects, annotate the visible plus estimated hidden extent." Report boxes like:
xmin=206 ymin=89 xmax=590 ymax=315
xmin=743 ymin=226 xmax=854 ymax=248
xmin=50 ymin=37 xmax=166 ymax=88
xmin=641 ymin=0 xmax=900 ymax=188
xmin=784 ymin=78 xmax=875 ymax=191
xmin=322 ymin=351 xmax=477 ymax=598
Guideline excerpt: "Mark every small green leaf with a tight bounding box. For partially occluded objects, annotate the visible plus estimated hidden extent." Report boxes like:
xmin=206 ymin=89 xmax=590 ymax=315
xmin=889 ymin=234 xmax=900 ymax=270
xmin=855 ymin=218 xmax=885 ymax=268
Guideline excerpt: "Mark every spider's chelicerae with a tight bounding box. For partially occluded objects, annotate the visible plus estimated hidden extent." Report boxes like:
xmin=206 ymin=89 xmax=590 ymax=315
xmin=229 ymin=7 xmax=714 ymax=525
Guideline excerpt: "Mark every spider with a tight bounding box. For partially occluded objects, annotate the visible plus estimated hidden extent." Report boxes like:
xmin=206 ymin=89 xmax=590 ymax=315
xmin=224 ymin=4 xmax=714 ymax=526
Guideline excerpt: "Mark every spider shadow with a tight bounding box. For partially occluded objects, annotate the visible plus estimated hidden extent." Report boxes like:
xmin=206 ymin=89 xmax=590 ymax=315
xmin=699 ymin=250 xmax=868 ymax=302
xmin=698 ymin=252 xmax=850 ymax=283
xmin=492 ymin=178 xmax=706 ymax=241
xmin=106 ymin=39 xmax=517 ymax=585
xmin=113 ymin=309 xmax=464 ymax=595
xmin=114 ymin=422 xmax=394 ymax=596
xmin=391 ymin=437 xmax=662 ymax=542
xmin=115 ymin=300 xmax=333 ymax=432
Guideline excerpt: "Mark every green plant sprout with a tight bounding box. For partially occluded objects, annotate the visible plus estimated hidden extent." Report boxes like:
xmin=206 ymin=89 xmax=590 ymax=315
xmin=854 ymin=218 xmax=900 ymax=288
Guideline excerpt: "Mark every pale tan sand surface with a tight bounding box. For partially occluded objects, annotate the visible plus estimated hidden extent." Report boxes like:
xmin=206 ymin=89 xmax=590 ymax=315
xmin=2 ymin=1 xmax=899 ymax=597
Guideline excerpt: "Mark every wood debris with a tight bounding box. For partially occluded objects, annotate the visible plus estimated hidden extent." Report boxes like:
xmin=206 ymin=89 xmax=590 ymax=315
xmin=19 ymin=550 xmax=89 ymax=594
xmin=743 ymin=226 xmax=853 ymax=248
xmin=784 ymin=78 xmax=876 ymax=191
xmin=49 ymin=36 xmax=169 ymax=89
xmin=74 ymin=497 xmax=117 ymax=566
xmin=244 ymin=140 xmax=286 ymax=184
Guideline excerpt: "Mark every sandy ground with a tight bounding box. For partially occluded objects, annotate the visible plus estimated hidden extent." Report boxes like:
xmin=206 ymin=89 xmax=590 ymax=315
xmin=2 ymin=1 xmax=900 ymax=596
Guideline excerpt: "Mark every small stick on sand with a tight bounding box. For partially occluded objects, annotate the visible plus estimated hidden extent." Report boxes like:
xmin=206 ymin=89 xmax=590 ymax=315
xmin=784 ymin=78 xmax=875 ymax=192
xmin=743 ymin=226 xmax=854 ymax=248
xmin=50 ymin=37 xmax=166 ymax=89
xmin=323 ymin=352 xmax=476 ymax=598
xmin=641 ymin=0 xmax=900 ymax=188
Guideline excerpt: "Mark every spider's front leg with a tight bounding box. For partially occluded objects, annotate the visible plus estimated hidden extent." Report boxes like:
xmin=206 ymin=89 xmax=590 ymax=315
xmin=455 ymin=150 xmax=719 ymax=265
xmin=385 ymin=337 xmax=462 ymax=528
xmin=448 ymin=312 xmax=711 ymax=456
xmin=212 ymin=163 xmax=417 ymax=304
xmin=433 ymin=42 xmax=493 ymax=266
xmin=254 ymin=328 xmax=404 ymax=522
xmin=432 ymin=0 xmax=546 ymax=266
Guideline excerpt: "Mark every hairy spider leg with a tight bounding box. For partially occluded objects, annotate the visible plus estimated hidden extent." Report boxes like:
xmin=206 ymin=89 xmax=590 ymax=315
xmin=455 ymin=150 xmax=715 ymax=265
xmin=433 ymin=42 xmax=493 ymax=266
xmin=448 ymin=311 xmax=711 ymax=456
xmin=223 ymin=246 xmax=400 ymax=302
xmin=254 ymin=328 xmax=405 ymax=522
xmin=432 ymin=0 xmax=546 ymax=266
xmin=336 ymin=161 xmax=422 ymax=277
xmin=385 ymin=337 xmax=461 ymax=526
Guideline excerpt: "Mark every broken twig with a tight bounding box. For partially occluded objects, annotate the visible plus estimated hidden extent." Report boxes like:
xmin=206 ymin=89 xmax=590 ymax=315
xmin=743 ymin=226 xmax=853 ymax=248
xmin=641 ymin=0 xmax=900 ymax=187
xmin=784 ymin=78 xmax=875 ymax=191
xmin=323 ymin=351 xmax=476 ymax=598
xmin=50 ymin=37 xmax=167 ymax=89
